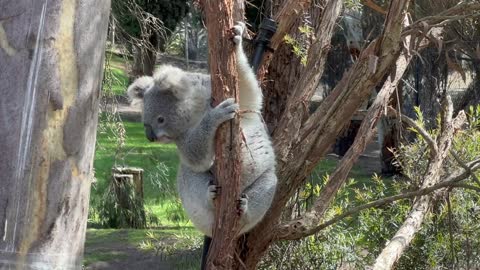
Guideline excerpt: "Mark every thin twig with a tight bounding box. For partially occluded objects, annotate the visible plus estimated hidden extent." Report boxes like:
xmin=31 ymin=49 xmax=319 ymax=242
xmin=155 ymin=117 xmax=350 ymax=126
xmin=451 ymin=183 xmax=480 ymax=193
xmin=387 ymin=107 xmax=438 ymax=157
xmin=451 ymin=150 xmax=480 ymax=185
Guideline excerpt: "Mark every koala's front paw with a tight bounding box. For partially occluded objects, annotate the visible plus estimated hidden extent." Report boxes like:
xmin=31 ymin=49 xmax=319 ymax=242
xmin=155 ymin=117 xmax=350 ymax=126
xmin=207 ymin=184 xmax=220 ymax=205
xmin=236 ymin=194 xmax=248 ymax=216
xmin=211 ymin=98 xmax=239 ymax=125
xmin=232 ymin=22 xmax=245 ymax=45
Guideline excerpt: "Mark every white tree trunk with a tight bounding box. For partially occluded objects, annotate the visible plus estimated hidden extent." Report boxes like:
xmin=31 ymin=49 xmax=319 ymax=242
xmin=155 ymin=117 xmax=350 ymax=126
xmin=0 ymin=0 xmax=110 ymax=268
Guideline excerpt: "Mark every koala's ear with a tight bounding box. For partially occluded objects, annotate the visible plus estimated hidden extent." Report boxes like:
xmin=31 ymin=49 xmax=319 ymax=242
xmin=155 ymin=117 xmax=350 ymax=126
xmin=127 ymin=76 xmax=154 ymax=99
xmin=153 ymin=65 xmax=191 ymax=99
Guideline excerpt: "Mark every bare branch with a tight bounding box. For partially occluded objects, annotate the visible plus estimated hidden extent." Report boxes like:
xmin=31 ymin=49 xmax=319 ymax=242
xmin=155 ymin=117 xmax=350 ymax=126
xmin=256 ymin=0 xmax=313 ymax=80
xmin=270 ymin=0 xmax=312 ymax=51
xmin=201 ymin=1 xmax=243 ymax=269
xmin=402 ymin=2 xmax=480 ymax=37
xmin=363 ymin=0 xmax=387 ymax=15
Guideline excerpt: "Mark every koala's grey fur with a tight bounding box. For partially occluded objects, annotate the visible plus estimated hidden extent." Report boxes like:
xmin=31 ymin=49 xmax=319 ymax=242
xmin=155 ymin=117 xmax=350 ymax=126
xmin=128 ymin=23 xmax=277 ymax=237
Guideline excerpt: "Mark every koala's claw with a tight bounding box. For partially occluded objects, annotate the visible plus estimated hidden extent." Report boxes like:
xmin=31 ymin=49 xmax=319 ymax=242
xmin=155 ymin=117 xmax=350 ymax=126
xmin=207 ymin=184 xmax=220 ymax=204
xmin=213 ymin=98 xmax=239 ymax=123
xmin=232 ymin=22 xmax=245 ymax=45
xmin=236 ymin=194 xmax=248 ymax=216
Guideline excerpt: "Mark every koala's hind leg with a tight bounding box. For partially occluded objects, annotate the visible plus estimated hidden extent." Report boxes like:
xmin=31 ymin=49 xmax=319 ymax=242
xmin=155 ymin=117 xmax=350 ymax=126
xmin=232 ymin=22 xmax=263 ymax=114
xmin=177 ymin=167 xmax=216 ymax=236
xmin=238 ymin=169 xmax=277 ymax=234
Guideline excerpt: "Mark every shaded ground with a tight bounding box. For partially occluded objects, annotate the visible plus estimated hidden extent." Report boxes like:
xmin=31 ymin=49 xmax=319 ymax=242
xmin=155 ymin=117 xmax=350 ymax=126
xmin=84 ymin=229 xmax=201 ymax=270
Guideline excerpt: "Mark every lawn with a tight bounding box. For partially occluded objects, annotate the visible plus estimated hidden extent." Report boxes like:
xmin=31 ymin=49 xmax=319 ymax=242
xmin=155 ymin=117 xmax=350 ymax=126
xmin=92 ymin=119 xmax=184 ymax=225
xmin=104 ymin=52 xmax=130 ymax=95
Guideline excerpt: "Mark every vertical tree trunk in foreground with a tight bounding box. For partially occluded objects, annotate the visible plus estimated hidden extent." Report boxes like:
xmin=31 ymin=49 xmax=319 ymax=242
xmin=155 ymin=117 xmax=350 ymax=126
xmin=201 ymin=0 xmax=243 ymax=269
xmin=0 ymin=0 xmax=110 ymax=268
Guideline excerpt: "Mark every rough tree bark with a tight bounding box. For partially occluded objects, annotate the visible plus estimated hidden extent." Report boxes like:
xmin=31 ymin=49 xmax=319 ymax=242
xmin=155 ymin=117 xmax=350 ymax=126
xmin=200 ymin=0 xmax=244 ymax=269
xmin=0 ymin=0 xmax=110 ymax=269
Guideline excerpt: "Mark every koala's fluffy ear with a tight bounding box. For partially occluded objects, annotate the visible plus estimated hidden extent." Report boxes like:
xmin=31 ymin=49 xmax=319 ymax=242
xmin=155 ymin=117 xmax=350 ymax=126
xmin=127 ymin=76 xmax=154 ymax=99
xmin=153 ymin=65 xmax=192 ymax=99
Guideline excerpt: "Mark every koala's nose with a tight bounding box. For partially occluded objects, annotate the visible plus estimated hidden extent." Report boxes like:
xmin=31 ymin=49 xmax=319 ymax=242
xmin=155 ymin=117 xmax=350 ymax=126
xmin=144 ymin=124 xmax=156 ymax=142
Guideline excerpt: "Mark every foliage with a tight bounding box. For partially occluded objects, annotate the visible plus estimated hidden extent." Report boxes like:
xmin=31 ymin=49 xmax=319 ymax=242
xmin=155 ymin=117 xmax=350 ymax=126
xmin=111 ymin=0 xmax=188 ymax=45
xmin=165 ymin=5 xmax=208 ymax=60
xmin=344 ymin=0 xmax=363 ymax=11
xmin=284 ymin=22 xmax=313 ymax=66
xmin=261 ymin=106 xmax=480 ymax=269
xmin=139 ymin=230 xmax=202 ymax=269
xmin=97 ymin=176 xmax=147 ymax=229
xmin=83 ymin=228 xmax=202 ymax=267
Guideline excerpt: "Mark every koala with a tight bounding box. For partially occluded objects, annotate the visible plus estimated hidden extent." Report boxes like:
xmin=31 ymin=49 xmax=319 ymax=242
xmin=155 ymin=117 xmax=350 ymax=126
xmin=128 ymin=22 xmax=277 ymax=237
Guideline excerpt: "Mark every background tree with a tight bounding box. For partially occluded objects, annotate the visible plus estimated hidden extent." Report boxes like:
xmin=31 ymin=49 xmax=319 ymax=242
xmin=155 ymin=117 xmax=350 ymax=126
xmin=112 ymin=0 xmax=188 ymax=77
xmin=0 ymin=0 xmax=110 ymax=267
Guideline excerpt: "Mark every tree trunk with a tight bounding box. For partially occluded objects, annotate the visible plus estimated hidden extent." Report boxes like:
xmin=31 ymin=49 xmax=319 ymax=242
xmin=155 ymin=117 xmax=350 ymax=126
xmin=131 ymin=45 xmax=156 ymax=78
xmin=201 ymin=0 xmax=243 ymax=269
xmin=0 ymin=0 xmax=110 ymax=268
xmin=417 ymin=47 xmax=447 ymax=128
xmin=378 ymin=82 xmax=403 ymax=175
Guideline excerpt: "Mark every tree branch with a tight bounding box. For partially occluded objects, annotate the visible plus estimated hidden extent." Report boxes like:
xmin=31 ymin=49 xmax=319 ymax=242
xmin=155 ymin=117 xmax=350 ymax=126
xmin=451 ymin=150 xmax=480 ymax=186
xmin=372 ymin=96 xmax=466 ymax=270
xmin=257 ymin=0 xmax=312 ymax=79
xmin=402 ymin=2 xmax=480 ymax=37
xmin=276 ymin=19 xmax=418 ymax=239
xmin=363 ymin=0 xmax=387 ymax=15
xmin=387 ymin=107 xmax=438 ymax=157
xmin=451 ymin=183 xmax=480 ymax=193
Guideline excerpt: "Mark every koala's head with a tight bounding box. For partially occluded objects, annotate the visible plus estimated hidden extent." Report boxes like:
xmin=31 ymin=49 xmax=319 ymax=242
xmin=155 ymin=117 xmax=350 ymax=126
xmin=128 ymin=65 xmax=209 ymax=143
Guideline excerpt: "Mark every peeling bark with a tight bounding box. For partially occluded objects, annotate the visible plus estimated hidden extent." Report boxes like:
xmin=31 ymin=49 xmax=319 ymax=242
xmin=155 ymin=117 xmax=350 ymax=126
xmin=0 ymin=0 xmax=110 ymax=268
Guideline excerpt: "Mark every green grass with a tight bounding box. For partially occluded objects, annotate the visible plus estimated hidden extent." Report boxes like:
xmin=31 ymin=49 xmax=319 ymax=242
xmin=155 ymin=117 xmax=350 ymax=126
xmin=83 ymin=250 xmax=126 ymax=266
xmin=104 ymin=52 xmax=130 ymax=95
xmin=109 ymin=66 xmax=129 ymax=95
xmin=92 ymin=119 xmax=184 ymax=226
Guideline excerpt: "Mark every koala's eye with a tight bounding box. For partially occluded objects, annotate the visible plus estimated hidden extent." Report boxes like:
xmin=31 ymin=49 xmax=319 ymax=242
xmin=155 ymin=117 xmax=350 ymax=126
xmin=157 ymin=116 xmax=165 ymax=124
